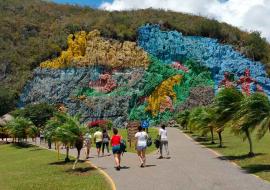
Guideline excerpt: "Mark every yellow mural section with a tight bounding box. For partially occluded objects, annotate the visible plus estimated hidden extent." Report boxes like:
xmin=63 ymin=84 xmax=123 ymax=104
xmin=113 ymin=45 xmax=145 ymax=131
xmin=40 ymin=31 xmax=87 ymax=69
xmin=40 ymin=30 xmax=149 ymax=69
xmin=79 ymin=30 xmax=149 ymax=68
xmin=146 ymin=75 xmax=182 ymax=116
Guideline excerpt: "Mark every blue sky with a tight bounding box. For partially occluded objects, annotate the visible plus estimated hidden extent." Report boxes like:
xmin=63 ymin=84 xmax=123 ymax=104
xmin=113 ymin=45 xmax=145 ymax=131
xmin=52 ymin=0 xmax=112 ymax=8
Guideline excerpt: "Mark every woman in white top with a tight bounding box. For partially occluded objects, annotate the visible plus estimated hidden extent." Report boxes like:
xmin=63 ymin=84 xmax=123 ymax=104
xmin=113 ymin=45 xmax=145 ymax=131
xmin=159 ymin=124 xmax=169 ymax=159
xmin=135 ymin=126 xmax=148 ymax=167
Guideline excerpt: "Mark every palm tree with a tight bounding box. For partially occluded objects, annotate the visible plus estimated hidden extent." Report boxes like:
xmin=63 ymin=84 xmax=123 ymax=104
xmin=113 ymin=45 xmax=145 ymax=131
xmin=44 ymin=116 xmax=63 ymax=149
xmin=175 ymin=110 xmax=190 ymax=130
xmin=229 ymin=92 xmax=270 ymax=156
xmin=191 ymin=107 xmax=218 ymax=144
xmin=212 ymin=87 xmax=244 ymax=147
xmin=0 ymin=125 xmax=8 ymax=141
xmin=27 ymin=124 xmax=39 ymax=144
xmin=45 ymin=113 xmax=86 ymax=168
xmin=6 ymin=117 xmax=36 ymax=142
xmin=187 ymin=107 xmax=204 ymax=133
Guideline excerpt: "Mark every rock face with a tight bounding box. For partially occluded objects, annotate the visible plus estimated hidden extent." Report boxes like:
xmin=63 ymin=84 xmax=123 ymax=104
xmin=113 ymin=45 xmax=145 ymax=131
xmin=19 ymin=67 xmax=145 ymax=126
xmin=138 ymin=24 xmax=270 ymax=96
xmin=176 ymin=86 xmax=215 ymax=112
xmin=67 ymin=95 xmax=131 ymax=127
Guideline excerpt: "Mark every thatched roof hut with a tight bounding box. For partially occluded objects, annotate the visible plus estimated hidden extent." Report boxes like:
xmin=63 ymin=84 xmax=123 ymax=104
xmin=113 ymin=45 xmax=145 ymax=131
xmin=0 ymin=114 xmax=14 ymax=126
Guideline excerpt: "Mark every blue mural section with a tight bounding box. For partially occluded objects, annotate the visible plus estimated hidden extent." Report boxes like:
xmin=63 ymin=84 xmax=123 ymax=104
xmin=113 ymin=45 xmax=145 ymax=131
xmin=137 ymin=24 xmax=270 ymax=96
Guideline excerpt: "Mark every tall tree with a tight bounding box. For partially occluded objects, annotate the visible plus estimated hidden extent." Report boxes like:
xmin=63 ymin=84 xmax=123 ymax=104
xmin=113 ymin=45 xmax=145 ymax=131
xmin=229 ymin=93 xmax=270 ymax=156
xmin=212 ymin=88 xmax=244 ymax=147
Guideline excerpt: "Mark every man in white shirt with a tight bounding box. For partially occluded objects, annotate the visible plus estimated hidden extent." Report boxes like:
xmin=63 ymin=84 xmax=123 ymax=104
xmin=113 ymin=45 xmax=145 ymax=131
xmin=159 ymin=124 xmax=169 ymax=159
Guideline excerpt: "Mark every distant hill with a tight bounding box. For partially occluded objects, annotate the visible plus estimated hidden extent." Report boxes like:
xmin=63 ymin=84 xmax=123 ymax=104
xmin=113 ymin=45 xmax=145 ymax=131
xmin=0 ymin=0 xmax=270 ymax=114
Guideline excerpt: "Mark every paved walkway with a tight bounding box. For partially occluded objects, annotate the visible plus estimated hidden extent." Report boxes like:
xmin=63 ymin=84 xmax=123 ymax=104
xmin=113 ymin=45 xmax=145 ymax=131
xmin=39 ymin=128 xmax=270 ymax=190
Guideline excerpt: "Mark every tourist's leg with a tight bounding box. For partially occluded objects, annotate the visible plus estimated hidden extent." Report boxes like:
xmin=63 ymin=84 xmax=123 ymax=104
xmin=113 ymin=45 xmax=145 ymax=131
xmin=165 ymin=141 xmax=169 ymax=156
xmin=118 ymin=153 xmax=121 ymax=167
xmin=102 ymin=142 xmax=105 ymax=155
xmin=137 ymin=149 xmax=143 ymax=165
xmin=114 ymin=154 xmax=119 ymax=167
xmin=159 ymin=141 xmax=163 ymax=157
xmin=106 ymin=142 xmax=110 ymax=153
xmin=142 ymin=148 xmax=146 ymax=166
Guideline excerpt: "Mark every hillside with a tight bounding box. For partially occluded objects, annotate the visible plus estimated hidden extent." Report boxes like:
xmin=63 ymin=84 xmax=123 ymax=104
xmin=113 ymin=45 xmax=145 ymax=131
xmin=1 ymin=0 xmax=270 ymax=115
xmin=18 ymin=24 xmax=270 ymax=126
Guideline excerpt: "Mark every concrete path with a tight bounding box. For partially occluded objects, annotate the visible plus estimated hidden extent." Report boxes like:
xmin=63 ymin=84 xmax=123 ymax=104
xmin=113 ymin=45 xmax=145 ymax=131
xmin=39 ymin=128 xmax=270 ymax=190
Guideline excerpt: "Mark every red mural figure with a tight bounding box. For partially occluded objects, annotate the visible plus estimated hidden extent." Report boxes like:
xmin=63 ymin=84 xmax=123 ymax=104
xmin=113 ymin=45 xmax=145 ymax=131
xmin=89 ymin=73 xmax=117 ymax=93
xmin=219 ymin=72 xmax=235 ymax=88
xmin=237 ymin=69 xmax=256 ymax=96
xmin=171 ymin=61 xmax=189 ymax=72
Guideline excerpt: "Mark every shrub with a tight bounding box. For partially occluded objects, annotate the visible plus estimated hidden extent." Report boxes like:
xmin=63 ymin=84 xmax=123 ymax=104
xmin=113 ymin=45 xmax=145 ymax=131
xmin=11 ymin=103 xmax=56 ymax=128
xmin=243 ymin=31 xmax=270 ymax=62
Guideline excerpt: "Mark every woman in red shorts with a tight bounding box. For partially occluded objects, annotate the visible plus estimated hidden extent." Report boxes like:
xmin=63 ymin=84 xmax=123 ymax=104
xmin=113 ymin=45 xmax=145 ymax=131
xmin=111 ymin=128 xmax=122 ymax=171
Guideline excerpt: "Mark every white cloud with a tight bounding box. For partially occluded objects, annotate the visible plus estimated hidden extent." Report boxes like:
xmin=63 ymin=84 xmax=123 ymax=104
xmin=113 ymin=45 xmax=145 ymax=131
xmin=100 ymin=0 xmax=270 ymax=41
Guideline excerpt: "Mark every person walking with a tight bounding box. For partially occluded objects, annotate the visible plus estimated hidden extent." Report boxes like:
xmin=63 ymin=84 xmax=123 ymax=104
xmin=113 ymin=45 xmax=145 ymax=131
xmin=94 ymin=129 xmax=103 ymax=157
xmin=135 ymin=126 xmax=148 ymax=167
xmin=111 ymin=128 xmax=122 ymax=171
xmin=84 ymin=132 xmax=92 ymax=159
xmin=158 ymin=124 xmax=169 ymax=159
xmin=102 ymin=128 xmax=110 ymax=156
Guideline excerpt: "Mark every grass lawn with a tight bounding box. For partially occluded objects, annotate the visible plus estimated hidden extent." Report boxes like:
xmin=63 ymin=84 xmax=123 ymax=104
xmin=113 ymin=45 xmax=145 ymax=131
xmin=108 ymin=127 xmax=159 ymax=154
xmin=185 ymin=128 xmax=270 ymax=182
xmin=0 ymin=144 xmax=111 ymax=190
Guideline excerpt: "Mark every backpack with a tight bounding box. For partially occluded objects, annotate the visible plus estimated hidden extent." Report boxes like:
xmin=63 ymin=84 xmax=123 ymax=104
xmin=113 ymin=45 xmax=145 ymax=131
xmin=120 ymin=139 xmax=127 ymax=153
xmin=154 ymin=138 xmax=160 ymax=149
xmin=147 ymin=137 xmax=152 ymax=147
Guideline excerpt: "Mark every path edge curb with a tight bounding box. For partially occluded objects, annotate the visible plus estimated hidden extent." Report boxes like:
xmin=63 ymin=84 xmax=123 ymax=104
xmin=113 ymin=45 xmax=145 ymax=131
xmin=85 ymin=160 xmax=117 ymax=190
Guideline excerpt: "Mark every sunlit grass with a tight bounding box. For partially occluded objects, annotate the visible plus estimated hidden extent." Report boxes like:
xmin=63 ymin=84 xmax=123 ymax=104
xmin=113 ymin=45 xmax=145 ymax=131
xmin=0 ymin=144 xmax=111 ymax=190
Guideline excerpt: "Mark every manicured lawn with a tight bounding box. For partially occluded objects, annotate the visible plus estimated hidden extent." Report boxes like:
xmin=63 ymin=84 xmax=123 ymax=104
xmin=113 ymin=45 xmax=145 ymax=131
xmin=109 ymin=127 xmax=159 ymax=154
xmin=0 ymin=144 xmax=111 ymax=190
xmin=185 ymin=128 xmax=270 ymax=182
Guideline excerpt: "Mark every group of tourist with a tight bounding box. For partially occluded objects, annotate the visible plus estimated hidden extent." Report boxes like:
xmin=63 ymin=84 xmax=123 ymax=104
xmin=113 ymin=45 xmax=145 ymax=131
xmin=84 ymin=124 xmax=170 ymax=171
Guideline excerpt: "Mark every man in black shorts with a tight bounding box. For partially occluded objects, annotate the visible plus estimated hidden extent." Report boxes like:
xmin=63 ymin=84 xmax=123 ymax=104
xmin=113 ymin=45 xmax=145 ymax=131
xmin=94 ymin=129 xmax=103 ymax=157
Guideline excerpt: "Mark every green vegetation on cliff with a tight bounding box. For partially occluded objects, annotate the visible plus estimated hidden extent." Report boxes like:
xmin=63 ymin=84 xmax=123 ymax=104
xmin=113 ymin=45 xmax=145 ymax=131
xmin=0 ymin=0 xmax=270 ymax=114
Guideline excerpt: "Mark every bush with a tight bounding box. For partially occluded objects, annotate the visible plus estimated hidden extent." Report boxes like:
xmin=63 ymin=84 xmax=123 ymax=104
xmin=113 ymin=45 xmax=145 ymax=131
xmin=243 ymin=31 xmax=270 ymax=62
xmin=11 ymin=103 xmax=56 ymax=128
xmin=197 ymin=19 xmax=223 ymax=39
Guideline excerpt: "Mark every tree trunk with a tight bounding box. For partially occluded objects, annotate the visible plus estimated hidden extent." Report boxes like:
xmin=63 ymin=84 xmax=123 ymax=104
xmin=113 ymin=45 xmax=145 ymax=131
xmin=218 ymin=131 xmax=222 ymax=148
xmin=210 ymin=127 xmax=215 ymax=144
xmin=73 ymin=149 xmax=81 ymax=170
xmin=65 ymin=146 xmax=70 ymax=162
xmin=245 ymin=129 xmax=254 ymax=157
